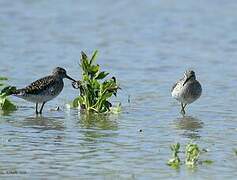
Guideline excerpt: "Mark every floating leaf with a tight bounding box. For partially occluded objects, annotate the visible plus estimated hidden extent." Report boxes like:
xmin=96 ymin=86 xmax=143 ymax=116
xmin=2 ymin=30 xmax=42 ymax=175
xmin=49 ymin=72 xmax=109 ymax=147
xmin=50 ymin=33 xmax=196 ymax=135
xmin=167 ymin=143 xmax=181 ymax=169
xmin=167 ymin=158 xmax=181 ymax=169
xmin=202 ymin=160 xmax=214 ymax=165
xmin=185 ymin=143 xmax=200 ymax=166
xmin=168 ymin=142 xmax=213 ymax=169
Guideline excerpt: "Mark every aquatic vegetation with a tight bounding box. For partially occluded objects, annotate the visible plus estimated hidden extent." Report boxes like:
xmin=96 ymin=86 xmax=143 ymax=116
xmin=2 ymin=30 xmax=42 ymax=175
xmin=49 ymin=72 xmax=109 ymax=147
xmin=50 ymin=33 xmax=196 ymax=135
xmin=0 ymin=77 xmax=17 ymax=111
xmin=167 ymin=142 xmax=213 ymax=169
xmin=201 ymin=160 xmax=214 ymax=165
xmin=234 ymin=149 xmax=237 ymax=156
xmin=110 ymin=102 xmax=122 ymax=114
xmin=71 ymin=51 xmax=120 ymax=113
xmin=185 ymin=143 xmax=200 ymax=166
xmin=167 ymin=143 xmax=181 ymax=169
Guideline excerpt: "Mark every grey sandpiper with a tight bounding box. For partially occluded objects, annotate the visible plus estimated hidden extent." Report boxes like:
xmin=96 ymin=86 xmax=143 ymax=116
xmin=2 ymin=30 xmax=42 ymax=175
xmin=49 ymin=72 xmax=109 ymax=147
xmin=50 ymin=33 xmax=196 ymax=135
xmin=12 ymin=67 xmax=76 ymax=114
xmin=171 ymin=70 xmax=202 ymax=114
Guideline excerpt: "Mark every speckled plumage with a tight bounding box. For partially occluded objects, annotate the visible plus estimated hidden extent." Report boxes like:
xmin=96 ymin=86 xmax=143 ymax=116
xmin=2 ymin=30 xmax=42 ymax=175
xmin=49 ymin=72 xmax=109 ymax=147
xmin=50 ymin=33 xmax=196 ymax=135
xmin=13 ymin=67 xmax=76 ymax=114
xmin=171 ymin=70 xmax=202 ymax=114
xmin=15 ymin=76 xmax=64 ymax=103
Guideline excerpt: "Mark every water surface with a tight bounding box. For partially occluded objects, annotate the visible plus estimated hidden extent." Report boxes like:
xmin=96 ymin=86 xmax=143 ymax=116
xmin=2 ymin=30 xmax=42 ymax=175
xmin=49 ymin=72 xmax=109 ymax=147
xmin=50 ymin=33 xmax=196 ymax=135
xmin=0 ymin=0 xmax=237 ymax=179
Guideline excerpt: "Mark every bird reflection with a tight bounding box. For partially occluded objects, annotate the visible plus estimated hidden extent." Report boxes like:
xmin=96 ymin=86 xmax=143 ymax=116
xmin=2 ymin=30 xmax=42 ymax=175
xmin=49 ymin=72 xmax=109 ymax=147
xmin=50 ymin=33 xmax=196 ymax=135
xmin=175 ymin=116 xmax=203 ymax=139
xmin=22 ymin=115 xmax=65 ymax=131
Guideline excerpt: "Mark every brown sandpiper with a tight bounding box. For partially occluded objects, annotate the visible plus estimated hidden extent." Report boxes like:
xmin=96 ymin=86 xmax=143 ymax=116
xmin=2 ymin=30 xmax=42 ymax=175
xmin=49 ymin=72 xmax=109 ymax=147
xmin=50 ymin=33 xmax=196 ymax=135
xmin=12 ymin=67 xmax=76 ymax=114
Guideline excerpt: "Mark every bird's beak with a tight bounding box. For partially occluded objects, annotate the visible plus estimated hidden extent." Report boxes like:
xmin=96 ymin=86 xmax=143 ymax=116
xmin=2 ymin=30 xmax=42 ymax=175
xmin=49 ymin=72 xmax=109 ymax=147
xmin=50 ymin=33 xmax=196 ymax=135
xmin=65 ymin=74 xmax=76 ymax=82
xmin=183 ymin=75 xmax=194 ymax=86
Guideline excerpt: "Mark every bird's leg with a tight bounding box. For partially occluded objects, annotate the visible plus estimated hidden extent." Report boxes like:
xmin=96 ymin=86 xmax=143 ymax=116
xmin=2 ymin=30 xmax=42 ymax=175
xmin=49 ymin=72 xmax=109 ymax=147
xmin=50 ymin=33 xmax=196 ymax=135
xmin=39 ymin=102 xmax=46 ymax=114
xmin=183 ymin=103 xmax=187 ymax=109
xmin=180 ymin=103 xmax=186 ymax=115
xmin=36 ymin=103 xmax=39 ymax=114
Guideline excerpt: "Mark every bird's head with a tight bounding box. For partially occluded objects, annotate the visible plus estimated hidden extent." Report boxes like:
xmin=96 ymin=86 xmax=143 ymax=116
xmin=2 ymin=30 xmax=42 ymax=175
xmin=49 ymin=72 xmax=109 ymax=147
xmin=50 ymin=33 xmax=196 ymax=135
xmin=183 ymin=70 xmax=196 ymax=85
xmin=53 ymin=67 xmax=76 ymax=82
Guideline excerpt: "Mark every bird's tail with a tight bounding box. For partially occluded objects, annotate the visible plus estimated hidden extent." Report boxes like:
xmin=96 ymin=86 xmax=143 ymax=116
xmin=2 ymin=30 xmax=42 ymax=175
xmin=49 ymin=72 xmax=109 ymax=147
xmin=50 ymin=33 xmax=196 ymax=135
xmin=0 ymin=86 xmax=22 ymax=96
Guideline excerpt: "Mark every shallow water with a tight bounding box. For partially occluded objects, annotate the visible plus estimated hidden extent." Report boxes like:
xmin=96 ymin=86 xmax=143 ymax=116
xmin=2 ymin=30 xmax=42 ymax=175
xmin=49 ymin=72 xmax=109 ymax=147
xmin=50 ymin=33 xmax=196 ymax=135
xmin=1 ymin=0 xmax=237 ymax=179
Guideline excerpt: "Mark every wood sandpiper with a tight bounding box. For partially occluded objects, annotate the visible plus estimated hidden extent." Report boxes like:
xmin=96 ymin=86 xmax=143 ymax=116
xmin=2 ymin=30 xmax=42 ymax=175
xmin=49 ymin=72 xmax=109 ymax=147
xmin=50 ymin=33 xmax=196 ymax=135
xmin=171 ymin=70 xmax=202 ymax=115
xmin=12 ymin=67 xmax=76 ymax=114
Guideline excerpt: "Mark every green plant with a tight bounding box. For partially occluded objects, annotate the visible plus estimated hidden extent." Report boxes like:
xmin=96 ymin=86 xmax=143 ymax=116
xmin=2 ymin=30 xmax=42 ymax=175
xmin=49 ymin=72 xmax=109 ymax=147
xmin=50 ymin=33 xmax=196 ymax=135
xmin=71 ymin=51 xmax=120 ymax=113
xmin=185 ymin=143 xmax=200 ymax=166
xmin=167 ymin=143 xmax=181 ymax=169
xmin=167 ymin=142 xmax=213 ymax=169
xmin=202 ymin=160 xmax=214 ymax=165
xmin=0 ymin=77 xmax=17 ymax=111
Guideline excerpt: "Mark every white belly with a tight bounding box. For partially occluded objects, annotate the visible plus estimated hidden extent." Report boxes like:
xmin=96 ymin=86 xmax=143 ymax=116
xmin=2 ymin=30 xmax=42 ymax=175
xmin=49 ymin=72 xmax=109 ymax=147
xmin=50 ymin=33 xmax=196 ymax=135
xmin=172 ymin=83 xmax=186 ymax=102
xmin=16 ymin=94 xmax=58 ymax=103
xmin=171 ymin=82 xmax=201 ymax=104
xmin=14 ymin=83 xmax=63 ymax=103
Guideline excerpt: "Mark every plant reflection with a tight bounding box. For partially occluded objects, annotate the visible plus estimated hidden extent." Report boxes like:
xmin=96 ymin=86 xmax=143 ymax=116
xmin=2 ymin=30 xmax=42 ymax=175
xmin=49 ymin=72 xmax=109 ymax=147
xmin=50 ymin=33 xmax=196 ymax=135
xmin=79 ymin=113 xmax=118 ymax=130
xmin=0 ymin=110 xmax=14 ymax=116
xmin=78 ymin=112 xmax=118 ymax=140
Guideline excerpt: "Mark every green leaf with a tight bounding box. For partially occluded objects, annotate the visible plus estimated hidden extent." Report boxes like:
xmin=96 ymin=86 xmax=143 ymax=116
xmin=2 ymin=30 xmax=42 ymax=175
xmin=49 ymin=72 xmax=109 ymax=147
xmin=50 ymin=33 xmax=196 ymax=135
xmin=185 ymin=143 xmax=200 ymax=166
xmin=80 ymin=52 xmax=90 ymax=74
xmin=101 ymin=92 xmax=113 ymax=100
xmin=92 ymin=80 xmax=100 ymax=89
xmin=0 ymin=77 xmax=8 ymax=81
xmin=202 ymin=160 xmax=214 ymax=165
xmin=90 ymin=50 xmax=98 ymax=65
xmin=81 ymin=51 xmax=88 ymax=60
xmin=0 ymin=84 xmax=17 ymax=112
xmin=104 ymin=101 xmax=112 ymax=110
xmin=72 ymin=97 xmax=80 ymax=108
xmin=167 ymin=158 xmax=181 ymax=169
xmin=0 ymin=98 xmax=17 ymax=111
xmin=78 ymin=96 xmax=84 ymax=105
xmin=95 ymin=71 xmax=109 ymax=80
xmin=1 ymin=86 xmax=16 ymax=96
xmin=90 ymin=65 xmax=100 ymax=74
xmin=171 ymin=143 xmax=180 ymax=152
xmin=167 ymin=143 xmax=181 ymax=169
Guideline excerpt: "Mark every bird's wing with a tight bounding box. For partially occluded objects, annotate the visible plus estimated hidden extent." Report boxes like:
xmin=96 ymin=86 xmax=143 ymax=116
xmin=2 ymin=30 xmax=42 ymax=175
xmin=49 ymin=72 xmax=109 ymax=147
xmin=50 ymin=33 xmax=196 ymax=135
xmin=17 ymin=75 xmax=55 ymax=95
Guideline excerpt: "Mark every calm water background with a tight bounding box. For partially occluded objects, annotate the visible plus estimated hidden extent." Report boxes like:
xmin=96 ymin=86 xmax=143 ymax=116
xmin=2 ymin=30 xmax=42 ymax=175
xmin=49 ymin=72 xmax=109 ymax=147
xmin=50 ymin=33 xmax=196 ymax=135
xmin=0 ymin=0 xmax=237 ymax=179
